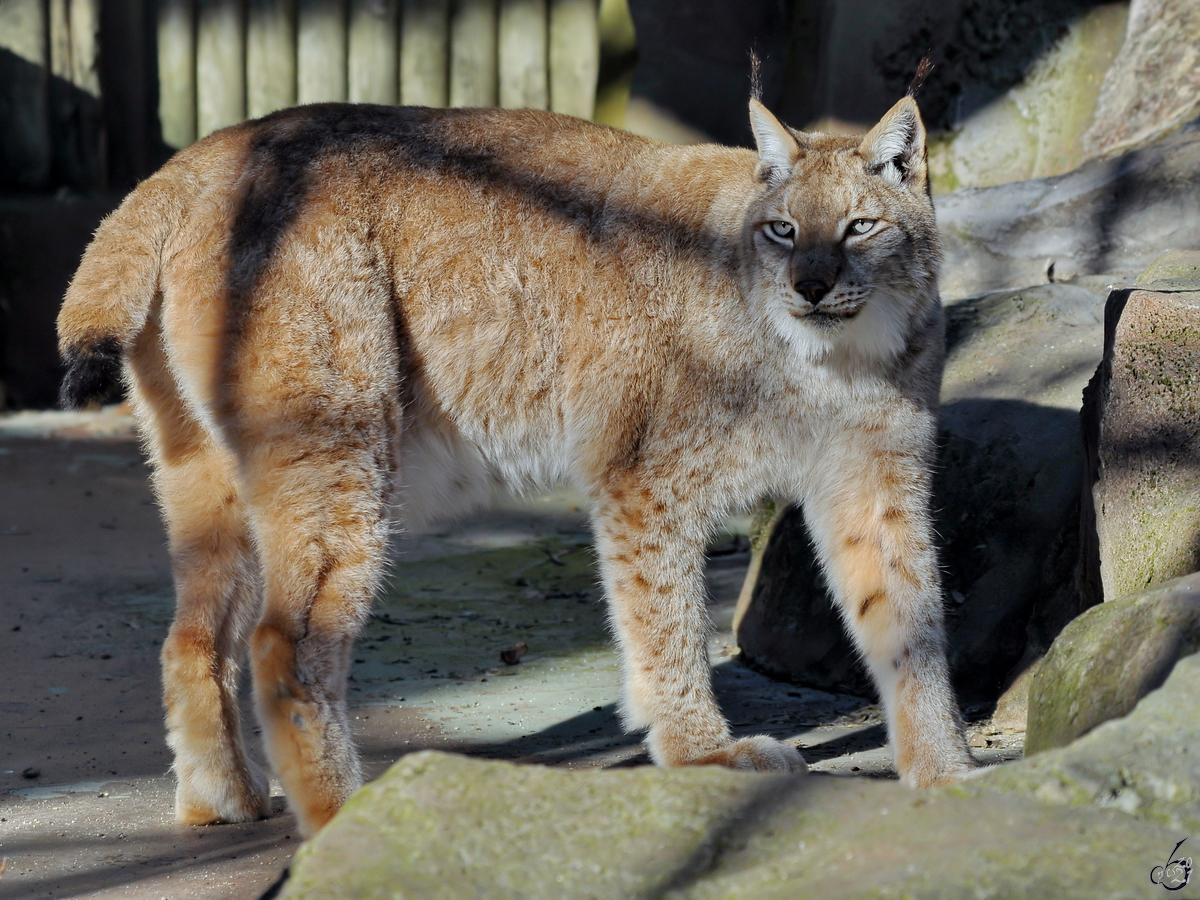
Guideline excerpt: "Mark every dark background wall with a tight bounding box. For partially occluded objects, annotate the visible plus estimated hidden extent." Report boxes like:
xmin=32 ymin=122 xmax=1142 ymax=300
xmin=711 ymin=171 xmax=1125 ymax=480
xmin=627 ymin=0 xmax=1114 ymax=147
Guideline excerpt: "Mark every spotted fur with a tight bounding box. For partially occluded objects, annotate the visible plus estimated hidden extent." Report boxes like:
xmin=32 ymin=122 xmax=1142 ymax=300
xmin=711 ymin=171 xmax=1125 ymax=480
xmin=58 ymin=97 xmax=974 ymax=836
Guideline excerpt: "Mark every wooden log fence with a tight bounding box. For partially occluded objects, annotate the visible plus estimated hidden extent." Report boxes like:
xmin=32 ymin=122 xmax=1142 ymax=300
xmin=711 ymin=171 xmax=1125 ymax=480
xmin=157 ymin=0 xmax=599 ymax=147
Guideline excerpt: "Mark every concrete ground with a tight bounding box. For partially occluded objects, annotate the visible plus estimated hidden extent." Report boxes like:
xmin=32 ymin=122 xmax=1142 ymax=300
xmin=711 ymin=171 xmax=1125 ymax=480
xmin=0 ymin=408 xmax=1021 ymax=900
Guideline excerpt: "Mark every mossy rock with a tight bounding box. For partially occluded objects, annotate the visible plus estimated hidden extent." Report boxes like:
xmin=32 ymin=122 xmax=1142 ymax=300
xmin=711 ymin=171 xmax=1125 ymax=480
xmin=1136 ymin=249 xmax=1200 ymax=288
xmin=1083 ymin=271 xmax=1200 ymax=604
xmin=279 ymin=750 xmax=1184 ymax=899
xmin=975 ymin=650 xmax=1200 ymax=836
xmin=1025 ymin=572 xmax=1200 ymax=755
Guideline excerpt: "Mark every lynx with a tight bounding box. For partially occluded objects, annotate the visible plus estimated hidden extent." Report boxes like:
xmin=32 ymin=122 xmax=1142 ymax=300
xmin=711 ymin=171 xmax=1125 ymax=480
xmin=58 ymin=95 xmax=975 ymax=836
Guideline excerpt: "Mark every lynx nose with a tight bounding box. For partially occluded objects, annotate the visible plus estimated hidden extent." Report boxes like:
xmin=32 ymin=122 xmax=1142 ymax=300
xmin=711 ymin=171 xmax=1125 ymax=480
xmin=794 ymin=280 xmax=831 ymax=306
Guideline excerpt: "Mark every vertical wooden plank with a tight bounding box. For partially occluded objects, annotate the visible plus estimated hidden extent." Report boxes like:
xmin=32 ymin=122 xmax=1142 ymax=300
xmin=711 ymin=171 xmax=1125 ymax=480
xmin=98 ymin=0 xmax=162 ymax=188
xmin=196 ymin=0 xmax=246 ymax=136
xmin=400 ymin=0 xmax=449 ymax=107
xmin=48 ymin=0 xmax=105 ymax=189
xmin=548 ymin=0 xmax=596 ymax=119
xmin=158 ymin=0 xmax=197 ymax=147
xmin=348 ymin=0 xmax=398 ymax=104
xmin=449 ymin=0 xmax=496 ymax=107
xmin=297 ymin=0 xmax=348 ymax=103
xmin=247 ymin=0 xmax=297 ymax=117
xmin=498 ymin=0 xmax=546 ymax=110
xmin=49 ymin=0 xmax=71 ymax=81
xmin=0 ymin=0 xmax=52 ymax=189
xmin=67 ymin=0 xmax=101 ymax=94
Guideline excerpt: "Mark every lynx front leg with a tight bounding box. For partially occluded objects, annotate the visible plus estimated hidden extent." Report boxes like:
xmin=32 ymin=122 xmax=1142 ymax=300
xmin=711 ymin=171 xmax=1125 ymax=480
xmin=594 ymin=479 xmax=805 ymax=774
xmin=804 ymin=420 xmax=975 ymax=787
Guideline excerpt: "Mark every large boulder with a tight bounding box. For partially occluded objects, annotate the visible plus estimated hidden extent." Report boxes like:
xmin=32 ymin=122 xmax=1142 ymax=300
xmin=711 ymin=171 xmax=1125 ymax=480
xmin=736 ymin=279 xmax=1109 ymax=700
xmin=1082 ymin=0 xmax=1200 ymax=158
xmin=1080 ymin=252 xmax=1200 ymax=604
xmin=935 ymin=128 xmax=1200 ymax=299
xmin=924 ymin=3 xmax=1128 ymax=192
xmin=978 ymin=649 xmax=1200 ymax=836
xmin=276 ymin=748 xmax=1188 ymax=899
xmin=1024 ymin=572 xmax=1200 ymax=755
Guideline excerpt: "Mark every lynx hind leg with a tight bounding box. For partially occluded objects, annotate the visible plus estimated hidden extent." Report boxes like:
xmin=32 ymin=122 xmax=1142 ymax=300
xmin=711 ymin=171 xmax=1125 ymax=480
xmin=594 ymin=477 xmax=806 ymax=775
xmin=239 ymin=411 xmax=394 ymax=836
xmin=804 ymin=429 xmax=975 ymax=787
xmin=128 ymin=327 xmax=270 ymax=825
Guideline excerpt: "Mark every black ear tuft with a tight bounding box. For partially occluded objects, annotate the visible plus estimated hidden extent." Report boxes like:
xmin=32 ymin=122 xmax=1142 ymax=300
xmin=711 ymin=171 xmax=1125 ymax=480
xmin=907 ymin=57 xmax=934 ymax=98
xmin=749 ymin=51 xmax=763 ymax=102
xmin=59 ymin=336 xmax=123 ymax=410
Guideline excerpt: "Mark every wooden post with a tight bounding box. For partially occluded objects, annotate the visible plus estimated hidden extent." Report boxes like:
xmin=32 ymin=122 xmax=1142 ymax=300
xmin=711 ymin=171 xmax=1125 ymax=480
xmin=498 ymin=0 xmax=547 ymax=110
xmin=298 ymin=0 xmax=348 ymax=103
xmin=158 ymin=0 xmax=197 ymax=147
xmin=197 ymin=0 xmax=246 ymax=136
xmin=548 ymin=0 xmax=596 ymax=119
xmin=0 ymin=0 xmax=52 ymax=189
xmin=349 ymin=0 xmax=399 ymax=104
xmin=247 ymin=0 xmax=297 ymax=118
xmin=400 ymin=0 xmax=450 ymax=107
xmin=449 ymin=0 xmax=496 ymax=108
xmin=65 ymin=0 xmax=100 ymax=95
xmin=48 ymin=0 xmax=105 ymax=189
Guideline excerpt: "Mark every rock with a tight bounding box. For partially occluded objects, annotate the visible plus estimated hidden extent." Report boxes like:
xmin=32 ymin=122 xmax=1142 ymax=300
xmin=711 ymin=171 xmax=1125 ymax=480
xmin=1135 ymin=249 xmax=1200 ymax=286
xmin=938 ymin=281 xmax=1107 ymax=695
xmin=733 ymin=503 xmax=873 ymax=698
xmin=1023 ymin=571 xmax=1200 ymax=755
xmin=978 ymin=649 xmax=1200 ymax=836
xmin=935 ymin=128 xmax=1200 ymax=299
xmin=1082 ymin=0 xmax=1200 ymax=158
xmin=926 ymin=3 xmax=1128 ymax=192
xmin=1080 ymin=254 xmax=1200 ymax=604
xmin=737 ymin=280 xmax=1110 ymax=700
xmin=989 ymin=659 xmax=1039 ymax=735
xmin=278 ymin=749 xmax=1186 ymax=900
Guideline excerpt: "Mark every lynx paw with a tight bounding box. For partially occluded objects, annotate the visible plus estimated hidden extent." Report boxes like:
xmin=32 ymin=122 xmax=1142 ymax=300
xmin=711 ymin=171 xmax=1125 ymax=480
xmin=903 ymin=753 xmax=980 ymax=789
xmin=694 ymin=736 xmax=808 ymax=774
xmin=175 ymin=760 xmax=271 ymax=825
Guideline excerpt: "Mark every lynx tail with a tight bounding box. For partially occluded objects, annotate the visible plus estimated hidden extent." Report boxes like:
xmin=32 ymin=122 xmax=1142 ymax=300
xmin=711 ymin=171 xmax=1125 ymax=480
xmin=56 ymin=176 xmax=180 ymax=409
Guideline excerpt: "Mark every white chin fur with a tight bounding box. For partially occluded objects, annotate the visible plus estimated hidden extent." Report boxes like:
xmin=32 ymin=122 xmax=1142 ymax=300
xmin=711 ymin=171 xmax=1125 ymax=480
xmin=771 ymin=292 xmax=915 ymax=367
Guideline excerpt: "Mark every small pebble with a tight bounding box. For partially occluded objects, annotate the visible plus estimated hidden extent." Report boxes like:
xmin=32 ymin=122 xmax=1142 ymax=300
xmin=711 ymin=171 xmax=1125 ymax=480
xmin=21 ymin=767 xmax=41 ymax=779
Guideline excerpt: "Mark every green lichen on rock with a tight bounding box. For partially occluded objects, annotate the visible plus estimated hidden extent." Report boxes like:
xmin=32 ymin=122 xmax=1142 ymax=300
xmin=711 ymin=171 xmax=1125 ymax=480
xmin=976 ymin=651 xmax=1200 ymax=836
xmin=1136 ymin=250 xmax=1200 ymax=288
xmin=927 ymin=3 xmax=1128 ymax=193
xmin=1025 ymin=572 xmax=1200 ymax=755
xmin=279 ymin=749 xmax=1184 ymax=900
xmin=1092 ymin=276 xmax=1200 ymax=604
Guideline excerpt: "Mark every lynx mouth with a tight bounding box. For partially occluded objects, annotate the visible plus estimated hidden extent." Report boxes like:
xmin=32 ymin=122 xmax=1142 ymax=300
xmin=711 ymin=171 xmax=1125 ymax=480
xmin=791 ymin=305 xmax=864 ymax=326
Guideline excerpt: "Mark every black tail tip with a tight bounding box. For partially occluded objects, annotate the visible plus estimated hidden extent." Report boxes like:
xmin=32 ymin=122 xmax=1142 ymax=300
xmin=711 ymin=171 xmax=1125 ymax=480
xmin=59 ymin=336 xmax=123 ymax=410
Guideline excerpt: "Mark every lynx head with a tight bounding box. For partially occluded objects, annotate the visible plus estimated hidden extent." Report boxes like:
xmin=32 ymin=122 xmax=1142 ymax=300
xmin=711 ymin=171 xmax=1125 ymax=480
xmin=742 ymin=97 xmax=941 ymax=367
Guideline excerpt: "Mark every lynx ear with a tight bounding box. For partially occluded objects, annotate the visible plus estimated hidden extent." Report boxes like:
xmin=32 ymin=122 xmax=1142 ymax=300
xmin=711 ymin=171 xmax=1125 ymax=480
xmin=749 ymin=99 xmax=801 ymax=187
xmin=858 ymin=96 xmax=928 ymax=194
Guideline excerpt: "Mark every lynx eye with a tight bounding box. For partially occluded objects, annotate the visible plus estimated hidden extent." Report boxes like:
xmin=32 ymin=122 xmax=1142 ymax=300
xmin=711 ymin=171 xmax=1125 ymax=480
xmin=848 ymin=218 xmax=877 ymax=236
xmin=766 ymin=220 xmax=795 ymax=241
